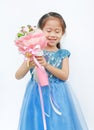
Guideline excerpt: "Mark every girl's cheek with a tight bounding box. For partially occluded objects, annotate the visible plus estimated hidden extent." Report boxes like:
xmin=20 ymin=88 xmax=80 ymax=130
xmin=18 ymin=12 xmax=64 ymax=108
xmin=43 ymin=32 xmax=49 ymax=38
xmin=43 ymin=31 xmax=48 ymax=35
xmin=57 ymin=33 xmax=63 ymax=38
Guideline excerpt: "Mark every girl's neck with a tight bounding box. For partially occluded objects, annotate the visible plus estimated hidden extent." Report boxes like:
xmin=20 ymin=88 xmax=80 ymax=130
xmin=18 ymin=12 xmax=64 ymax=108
xmin=45 ymin=46 xmax=59 ymax=52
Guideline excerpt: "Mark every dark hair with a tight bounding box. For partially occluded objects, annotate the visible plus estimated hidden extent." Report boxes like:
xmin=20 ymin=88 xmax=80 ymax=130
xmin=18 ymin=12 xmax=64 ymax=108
xmin=37 ymin=12 xmax=66 ymax=49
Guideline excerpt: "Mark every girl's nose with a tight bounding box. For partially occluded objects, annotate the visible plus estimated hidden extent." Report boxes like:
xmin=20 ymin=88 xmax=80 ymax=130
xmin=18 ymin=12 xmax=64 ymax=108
xmin=49 ymin=31 xmax=56 ymax=37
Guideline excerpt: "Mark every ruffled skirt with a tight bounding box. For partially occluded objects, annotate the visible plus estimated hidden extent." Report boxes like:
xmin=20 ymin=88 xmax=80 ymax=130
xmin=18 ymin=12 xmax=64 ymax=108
xmin=18 ymin=78 xmax=88 ymax=130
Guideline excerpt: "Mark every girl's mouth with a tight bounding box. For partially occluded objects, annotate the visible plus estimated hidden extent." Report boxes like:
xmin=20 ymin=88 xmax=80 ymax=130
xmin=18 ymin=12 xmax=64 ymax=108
xmin=48 ymin=38 xmax=57 ymax=43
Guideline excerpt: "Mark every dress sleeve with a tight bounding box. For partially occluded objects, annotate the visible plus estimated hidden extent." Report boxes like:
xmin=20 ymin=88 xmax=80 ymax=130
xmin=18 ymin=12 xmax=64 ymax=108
xmin=59 ymin=49 xmax=71 ymax=60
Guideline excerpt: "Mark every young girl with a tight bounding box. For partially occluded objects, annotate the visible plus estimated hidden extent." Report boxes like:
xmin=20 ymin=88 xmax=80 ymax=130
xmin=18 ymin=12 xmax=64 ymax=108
xmin=15 ymin=12 xmax=88 ymax=130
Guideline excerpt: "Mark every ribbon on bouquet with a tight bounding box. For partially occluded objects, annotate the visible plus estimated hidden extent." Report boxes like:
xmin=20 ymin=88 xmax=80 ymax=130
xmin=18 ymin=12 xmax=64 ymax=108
xmin=38 ymin=83 xmax=47 ymax=130
xmin=25 ymin=44 xmax=49 ymax=87
xmin=25 ymin=45 xmax=43 ymax=67
xmin=24 ymin=45 xmax=48 ymax=130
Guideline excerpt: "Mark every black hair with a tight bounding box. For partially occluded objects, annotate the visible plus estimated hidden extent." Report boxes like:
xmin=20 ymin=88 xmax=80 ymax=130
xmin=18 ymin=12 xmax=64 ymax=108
xmin=37 ymin=12 xmax=66 ymax=49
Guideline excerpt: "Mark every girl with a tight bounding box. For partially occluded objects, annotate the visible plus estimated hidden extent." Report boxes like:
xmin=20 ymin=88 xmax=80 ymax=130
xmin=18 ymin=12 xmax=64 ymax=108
xmin=15 ymin=12 xmax=88 ymax=130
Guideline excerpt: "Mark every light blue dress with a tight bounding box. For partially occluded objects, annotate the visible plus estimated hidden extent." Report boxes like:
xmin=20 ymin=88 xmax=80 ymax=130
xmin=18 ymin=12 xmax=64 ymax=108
xmin=18 ymin=49 xmax=88 ymax=130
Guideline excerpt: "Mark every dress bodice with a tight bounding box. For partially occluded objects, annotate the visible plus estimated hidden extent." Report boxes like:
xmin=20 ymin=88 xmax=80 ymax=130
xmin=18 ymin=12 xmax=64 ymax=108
xmin=30 ymin=49 xmax=70 ymax=81
xmin=43 ymin=49 xmax=70 ymax=79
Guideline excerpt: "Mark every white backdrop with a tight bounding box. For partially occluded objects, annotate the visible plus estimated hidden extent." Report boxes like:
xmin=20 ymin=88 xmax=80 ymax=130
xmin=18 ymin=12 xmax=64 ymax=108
xmin=0 ymin=0 xmax=94 ymax=130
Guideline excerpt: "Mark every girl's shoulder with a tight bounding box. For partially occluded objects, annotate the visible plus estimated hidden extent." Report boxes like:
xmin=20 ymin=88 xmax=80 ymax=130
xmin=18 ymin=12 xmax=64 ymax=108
xmin=43 ymin=49 xmax=70 ymax=59
xmin=56 ymin=49 xmax=71 ymax=59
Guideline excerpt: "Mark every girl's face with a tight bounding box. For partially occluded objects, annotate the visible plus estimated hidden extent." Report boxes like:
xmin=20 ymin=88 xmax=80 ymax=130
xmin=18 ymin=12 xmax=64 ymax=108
xmin=42 ymin=18 xmax=63 ymax=49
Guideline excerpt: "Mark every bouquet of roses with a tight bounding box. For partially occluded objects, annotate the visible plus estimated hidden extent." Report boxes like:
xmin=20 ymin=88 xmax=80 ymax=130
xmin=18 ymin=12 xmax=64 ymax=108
xmin=15 ymin=25 xmax=49 ymax=86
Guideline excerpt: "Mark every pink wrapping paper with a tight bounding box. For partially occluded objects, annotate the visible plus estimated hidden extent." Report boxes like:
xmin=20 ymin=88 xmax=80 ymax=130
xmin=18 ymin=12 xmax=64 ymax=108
xmin=15 ymin=26 xmax=49 ymax=86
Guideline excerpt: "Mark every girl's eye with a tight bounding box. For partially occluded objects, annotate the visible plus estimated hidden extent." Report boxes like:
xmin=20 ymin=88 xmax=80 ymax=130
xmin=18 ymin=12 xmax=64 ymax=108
xmin=47 ymin=30 xmax=51 ymax=32
xmin=55 ymin=30 xmax=60 ymax=33
xmin=56 ymin=31 xmax=59 ymax=33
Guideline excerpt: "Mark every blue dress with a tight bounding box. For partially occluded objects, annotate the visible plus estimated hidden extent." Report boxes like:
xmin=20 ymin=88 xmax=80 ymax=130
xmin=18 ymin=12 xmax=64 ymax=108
xmin=18 ymin=49 xmax=88 ymax=130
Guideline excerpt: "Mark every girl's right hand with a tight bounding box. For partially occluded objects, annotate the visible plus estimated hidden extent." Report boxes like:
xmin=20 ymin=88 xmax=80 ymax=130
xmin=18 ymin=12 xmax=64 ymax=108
xmin=15 ymin=60 xmax=35 ymax=80
xmin=29 ymin=59 xmax=36 ymax=68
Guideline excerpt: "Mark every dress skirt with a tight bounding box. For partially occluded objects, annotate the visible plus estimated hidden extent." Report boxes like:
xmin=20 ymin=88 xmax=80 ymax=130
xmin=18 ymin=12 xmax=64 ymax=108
xmin=18 ymin=78 xmax=88 ymax=130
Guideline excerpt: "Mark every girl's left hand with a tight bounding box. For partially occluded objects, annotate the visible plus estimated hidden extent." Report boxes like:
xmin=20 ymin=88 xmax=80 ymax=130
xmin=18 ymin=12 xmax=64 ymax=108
xmin=36 ymin=56 xmax=47 ymax=67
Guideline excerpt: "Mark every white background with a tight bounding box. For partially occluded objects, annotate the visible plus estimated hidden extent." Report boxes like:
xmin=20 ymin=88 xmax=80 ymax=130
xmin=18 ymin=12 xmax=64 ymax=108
xmin=0 ymin=0 xmax=94 ymax=130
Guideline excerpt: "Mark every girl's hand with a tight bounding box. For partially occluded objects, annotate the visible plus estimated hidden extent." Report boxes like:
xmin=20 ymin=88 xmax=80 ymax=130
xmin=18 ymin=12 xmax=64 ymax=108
xmin=35 ymin=56 xmax=47 ymax=67
xmin=29 ymin=59 xmax=36 ymax=68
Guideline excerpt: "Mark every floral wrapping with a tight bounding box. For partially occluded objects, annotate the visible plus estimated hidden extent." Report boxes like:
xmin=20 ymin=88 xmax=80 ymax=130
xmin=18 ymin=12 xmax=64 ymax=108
xmin=15 ymin=25 xmax=49 ymax=86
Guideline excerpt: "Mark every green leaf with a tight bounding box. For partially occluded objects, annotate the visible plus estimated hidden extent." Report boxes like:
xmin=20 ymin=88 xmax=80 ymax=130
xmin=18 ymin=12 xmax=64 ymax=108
xmin=17 ymin=33 xmax=24 ymax=38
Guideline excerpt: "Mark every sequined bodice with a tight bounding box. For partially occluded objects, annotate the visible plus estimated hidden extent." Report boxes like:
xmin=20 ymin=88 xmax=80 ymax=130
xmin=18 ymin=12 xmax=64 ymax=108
xmin=30 ymin=49 xmax=70 ymax=80
xmin=43 ymin=49 xmax=70 ymax=79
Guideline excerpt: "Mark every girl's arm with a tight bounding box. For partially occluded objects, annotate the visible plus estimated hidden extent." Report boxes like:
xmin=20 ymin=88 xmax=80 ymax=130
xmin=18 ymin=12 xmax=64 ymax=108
xmin=45 ymin=57 xmax=69 ymax=80
xmin=36 ymin=56 xmax=69 ymax=81
xmin=15 ymin=60 xmax=35 ymax=80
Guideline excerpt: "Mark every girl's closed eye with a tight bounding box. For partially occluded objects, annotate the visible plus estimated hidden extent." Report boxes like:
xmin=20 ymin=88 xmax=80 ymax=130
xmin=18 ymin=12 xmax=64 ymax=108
xmin=55 ymin=29 xmax=62 ymax=33
xmin=46 ymin=29 xmax=52 ymax=32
